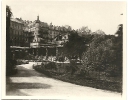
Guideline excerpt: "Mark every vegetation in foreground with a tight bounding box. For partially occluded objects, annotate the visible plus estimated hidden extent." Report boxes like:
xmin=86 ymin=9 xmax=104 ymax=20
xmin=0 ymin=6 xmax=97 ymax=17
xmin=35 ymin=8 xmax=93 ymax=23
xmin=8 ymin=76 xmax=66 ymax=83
xmin=33 ymin=24 xmax=123 ymax=93
xmin=6 ymin=5 xmax=122 ymax=92
xmin=33 ymin=61 xmax=122 ymax=93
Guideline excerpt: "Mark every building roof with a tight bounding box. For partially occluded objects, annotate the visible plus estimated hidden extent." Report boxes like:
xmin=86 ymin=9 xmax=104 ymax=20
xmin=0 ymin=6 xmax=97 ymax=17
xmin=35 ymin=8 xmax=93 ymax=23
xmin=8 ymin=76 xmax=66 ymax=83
xmin=11 ymin=18 xmax=23 ymax=24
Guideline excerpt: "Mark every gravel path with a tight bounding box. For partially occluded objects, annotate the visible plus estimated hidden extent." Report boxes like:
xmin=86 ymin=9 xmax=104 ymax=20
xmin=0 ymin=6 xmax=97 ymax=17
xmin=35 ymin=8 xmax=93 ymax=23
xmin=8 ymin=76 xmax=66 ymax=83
xmin=6 ymin=63 xmax=122 ymax=99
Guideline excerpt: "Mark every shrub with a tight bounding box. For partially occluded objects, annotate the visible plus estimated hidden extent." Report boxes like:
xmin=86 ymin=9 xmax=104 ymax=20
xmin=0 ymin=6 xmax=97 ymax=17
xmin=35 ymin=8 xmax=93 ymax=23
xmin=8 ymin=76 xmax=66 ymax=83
xmin=44 ymin=62 xmax=57 ymax=70
xmin=6 ymin=59 xmax=17 ymax=76
xmin=16 ymin=59 xmax=29 ymax=65
xmin=65 ymin=65 xmax=71 ymax=72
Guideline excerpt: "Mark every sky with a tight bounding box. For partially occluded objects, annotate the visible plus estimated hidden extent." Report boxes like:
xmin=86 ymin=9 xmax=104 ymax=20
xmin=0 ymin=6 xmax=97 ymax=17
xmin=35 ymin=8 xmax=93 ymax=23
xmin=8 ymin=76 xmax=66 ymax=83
xmin=6 ymin=0 xmax=126 ymax=35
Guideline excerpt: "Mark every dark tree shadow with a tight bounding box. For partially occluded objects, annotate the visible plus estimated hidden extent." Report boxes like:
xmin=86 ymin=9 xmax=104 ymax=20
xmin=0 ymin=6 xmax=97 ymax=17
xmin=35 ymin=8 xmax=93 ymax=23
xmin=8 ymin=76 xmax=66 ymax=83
xmin=10 ymin=66 xmax=47 ymax=77
xmin=6 ymin=76 xmax=51 ymax=96
xmin=8 ymin=83 xmax=51 ymax=89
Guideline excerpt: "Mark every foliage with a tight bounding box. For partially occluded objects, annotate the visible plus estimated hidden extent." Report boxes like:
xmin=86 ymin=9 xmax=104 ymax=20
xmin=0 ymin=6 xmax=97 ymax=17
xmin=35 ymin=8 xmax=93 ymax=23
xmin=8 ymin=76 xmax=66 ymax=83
xmin=78 ymin=26 xmax=92 ymax=36
xmin=81 ymin=25 xmax=123 ymax=77
xmin=24 ymin=54 xmax=35 ymax=60
xmin=63 ymin=31 xmax=93 ymax=60
xmin=17 ymin=59 xmax=29 ymax=65
xmin=24 ymin=54 xmax=45 ymax=61
xmin=6 ymin=5 xmax=16 ymax=76
xmin=6 ymin=5 xmax=12 ymax=60
xmin=33 ymin=25 xmax=123 ymax=93
xmin=110 ymin=24 xmax=123 ymax=76
xmin=82 ymin=35 xmax=113 ymax=70
xmin=42 ymin=62 xmax=57 ymax=70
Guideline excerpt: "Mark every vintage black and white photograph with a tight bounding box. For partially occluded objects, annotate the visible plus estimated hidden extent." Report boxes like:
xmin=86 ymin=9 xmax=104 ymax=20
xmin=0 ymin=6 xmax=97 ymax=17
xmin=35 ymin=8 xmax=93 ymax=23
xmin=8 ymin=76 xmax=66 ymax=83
xmin=2 ymin=0 xmax=126 ymax=99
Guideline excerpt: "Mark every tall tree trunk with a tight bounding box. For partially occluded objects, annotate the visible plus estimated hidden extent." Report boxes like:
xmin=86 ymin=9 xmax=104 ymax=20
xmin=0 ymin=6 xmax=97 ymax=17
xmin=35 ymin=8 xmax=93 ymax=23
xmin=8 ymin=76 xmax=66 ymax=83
xmin=6 ymin=6 xmax=12 ymax=75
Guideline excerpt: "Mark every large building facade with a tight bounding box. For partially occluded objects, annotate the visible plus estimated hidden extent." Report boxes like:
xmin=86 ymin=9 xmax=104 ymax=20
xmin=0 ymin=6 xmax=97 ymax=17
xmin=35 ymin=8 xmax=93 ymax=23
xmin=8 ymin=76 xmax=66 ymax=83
xmin=10 ymin=16 xmax=72 ymax=59
xmin=10 ymin=18 xmax=25 ymax=47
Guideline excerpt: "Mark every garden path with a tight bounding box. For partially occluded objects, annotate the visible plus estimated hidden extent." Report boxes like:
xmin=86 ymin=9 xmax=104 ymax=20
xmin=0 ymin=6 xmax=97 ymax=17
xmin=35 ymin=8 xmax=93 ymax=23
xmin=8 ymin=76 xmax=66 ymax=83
xmin=6 ymin=63 xmax=122 ymax=99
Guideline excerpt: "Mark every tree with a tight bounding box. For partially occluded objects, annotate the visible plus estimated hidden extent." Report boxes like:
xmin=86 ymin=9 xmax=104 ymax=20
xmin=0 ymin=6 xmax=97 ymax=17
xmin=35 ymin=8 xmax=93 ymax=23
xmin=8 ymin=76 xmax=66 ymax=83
xmin=78 ymin=26 xmax=92 ymax=36
xmin=81 ymin=26 xmax=123 ymax=77
xmin=63 ymin=31 xmax=92 ymax=60
xmin=6 ymin=5 xmax=14 ymax=75
xmin=62 ymin=31 xmax=92 ymax=75
xmin=110 ymin=24 xmax=123 ymax=76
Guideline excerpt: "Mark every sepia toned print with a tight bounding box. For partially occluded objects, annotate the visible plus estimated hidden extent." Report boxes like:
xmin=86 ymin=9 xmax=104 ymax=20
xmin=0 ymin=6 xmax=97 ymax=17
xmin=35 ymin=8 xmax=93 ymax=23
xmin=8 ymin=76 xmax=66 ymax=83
xmin=3 ymin=0 xmax=126 ymax=99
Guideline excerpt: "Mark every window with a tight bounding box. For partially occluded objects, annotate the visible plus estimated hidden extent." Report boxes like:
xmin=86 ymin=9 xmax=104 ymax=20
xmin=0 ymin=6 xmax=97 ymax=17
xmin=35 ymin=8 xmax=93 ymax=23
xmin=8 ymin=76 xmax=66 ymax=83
xmin=13 ymin=30 xmax=15 ymax=34
xmin=10 ymin=22 xmax=12 ymax=27
xmin=26 ymin=38 xmax=28 ymax=42
xmin=15 ymin=30 xmax=17 ymax=35
xmin=10 ymin=29 xmax=12 ymax=34
xmin=12 ymin=23 xmax=13 ymax=28
xmin=17 ymin=31 xmax=19 ymax=35
xmin=13 ymin=23 xmax=15 ymax=28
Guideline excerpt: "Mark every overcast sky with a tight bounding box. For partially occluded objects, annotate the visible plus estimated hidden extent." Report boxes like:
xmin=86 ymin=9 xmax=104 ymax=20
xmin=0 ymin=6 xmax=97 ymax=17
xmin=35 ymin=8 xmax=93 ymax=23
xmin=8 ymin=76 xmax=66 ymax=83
xmin=6 ymin=0 xmax=126 ymax=35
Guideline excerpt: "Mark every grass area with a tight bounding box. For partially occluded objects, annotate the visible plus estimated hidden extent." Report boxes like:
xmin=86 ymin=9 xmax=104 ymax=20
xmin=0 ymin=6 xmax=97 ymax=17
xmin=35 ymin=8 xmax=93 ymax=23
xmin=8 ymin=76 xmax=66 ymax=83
xmin=33 ymin=64 xmax=122 ymax=93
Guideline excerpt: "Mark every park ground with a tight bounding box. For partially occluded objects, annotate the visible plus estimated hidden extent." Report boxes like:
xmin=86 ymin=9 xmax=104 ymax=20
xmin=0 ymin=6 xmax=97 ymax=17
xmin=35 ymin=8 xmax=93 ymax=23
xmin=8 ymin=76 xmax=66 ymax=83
xmin=6 ymin=63 xmax=122 ymax=99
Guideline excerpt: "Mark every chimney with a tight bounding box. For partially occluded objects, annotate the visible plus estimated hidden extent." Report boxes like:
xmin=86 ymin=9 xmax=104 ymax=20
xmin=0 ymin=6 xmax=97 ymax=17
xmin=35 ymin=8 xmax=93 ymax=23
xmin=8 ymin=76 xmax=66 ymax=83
xmin=37 ymin=15 xmax=39 ymax=21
